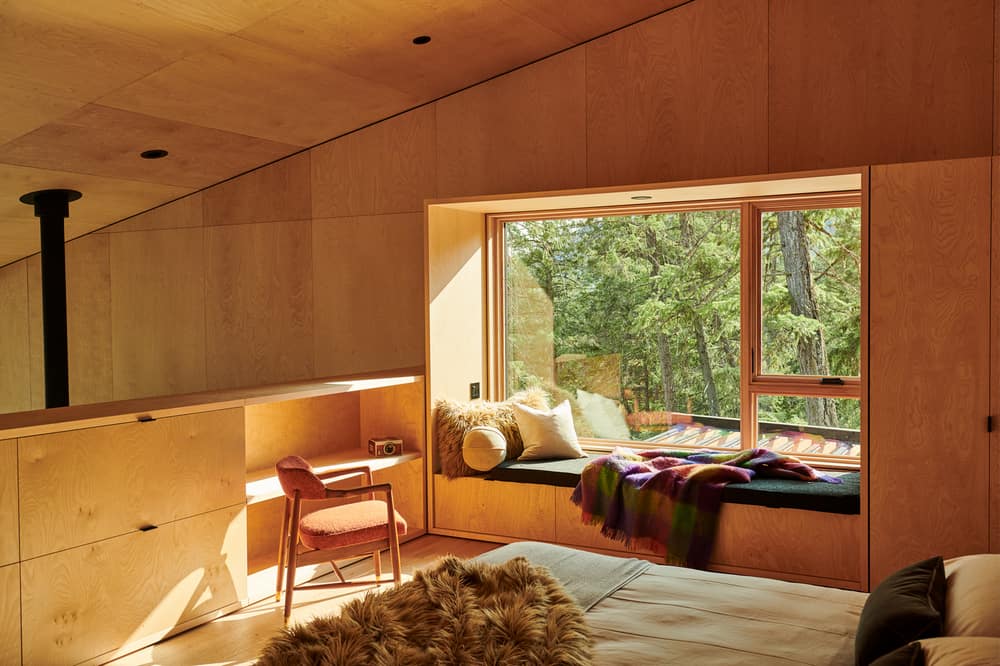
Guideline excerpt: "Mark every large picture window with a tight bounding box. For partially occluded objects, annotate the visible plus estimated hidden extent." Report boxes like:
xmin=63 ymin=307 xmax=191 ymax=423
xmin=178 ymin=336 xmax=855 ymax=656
xmin=496 ymin=193 xmax=862 ymax=465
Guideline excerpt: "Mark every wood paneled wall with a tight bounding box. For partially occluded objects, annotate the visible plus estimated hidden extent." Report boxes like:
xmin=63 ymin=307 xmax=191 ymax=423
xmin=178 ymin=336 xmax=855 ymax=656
xmin=1 ymin=0 xmax=998 ymax=411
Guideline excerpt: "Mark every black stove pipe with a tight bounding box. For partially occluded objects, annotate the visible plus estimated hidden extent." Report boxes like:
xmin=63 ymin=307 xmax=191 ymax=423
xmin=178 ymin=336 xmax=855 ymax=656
xmin=19 ymin=188 xmax=82 ymax=409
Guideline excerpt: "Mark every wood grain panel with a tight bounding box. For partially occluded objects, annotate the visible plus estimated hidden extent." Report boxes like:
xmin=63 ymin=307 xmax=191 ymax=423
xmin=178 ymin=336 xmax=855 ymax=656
xmin=66 ymin=233 xmax=113 ymax=405
xmin=313 ymin=213 xmax=424 ymax=376
xmin=205 ymin=220 xmax=313 ymax=390
xmin=993 ymin=156 xmax=1000 ymax=553
xmin=586 ymin=0 xmax=768 ymax=187
xmin=711 ymin=504 xmax=861 ymax=584
xmin=21 ymin=504 xmax=246 ymax=666
xmin=26 ymin=255 xmax=43 ymax=410
xmin=202 ymin=152 xmax=311 ymax=227
xmin=0 ymin=104 xmax=300 ymax=188
xmin=769 ymin=0 xmax=993 ymax=172
xmin=433 ymin=475 xmax=555 ymax=541
xmin=436 ymin=49 xmax=586 ymax=198
xmin=110 ymin=227 xmax=206 ymax=400
xmin=236 ymin=0 xmax=574 ymax=100
xmin=108 ymin=191 xmax=203 ymax=234
xmin=0 ymin=563 xmax=18 ymax=666
xmin=0 ymin=441 xmax=17 ymax=566
xmin=426 ymin=207 xmax=485 ymax=409
xmin=98 ymin=35 xmax=417 ymax=147
xmin=360 ymin=379 xmax=426 ymax=456
xmin=869 ymin=158 xmax=991 ymax=585
xmin=375 ymin=457 xmax=426 ymax=536
xmin=244 ymin=392 xmax=361 ymax=475
xmin=0 ymin=163 xmax=193 ymax=265
xmin=18 ymin=408 xmax=245 ymax=559
xmin=0 ymin=261 xmax=30 ymax=414
xmin=311 ymin=106 xmax=436 ymax=218
xmin=501 ymin=0 xmax=685 ymax=43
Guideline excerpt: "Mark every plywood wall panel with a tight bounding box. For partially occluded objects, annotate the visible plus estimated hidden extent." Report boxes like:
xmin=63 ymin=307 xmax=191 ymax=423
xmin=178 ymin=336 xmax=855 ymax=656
xmin=26 ymin=255 xmax=43 ymax=410
xmin=869 ymin=158 xmax=991 ymax=585
xmin=992 ymin=156 xmax=1000 ymax=553
xmin=0 ymin=441 xmax=17 ymax=566
xmin=244 ymin=392 xmax=360 ymax=475
xmin=436 ymin=49 xmax=586 ymax=198
xmin=65 ymin=233 xmax=113 ymax=405
xmin=0 ymin=261 xmax=30 ymax=414
xmin=769 ymin=0 xmax=993 ymax=172
xmin=0 ymin=563 xmax=19 ymax=666
xmin=359 ymin=379 xmax=426 ymax=456
xmin=108 ymin=191 xmax=203 ymax=234
xmin=110 ymin=227 xmax=206 ymax=400
xmin=313 ymin=213 xmax=424 ymax=377
xmin=311 ymin=106 xmax=436 ymax=218
xmin=205 ymin=220 xmax=313 ymax=390
xmin=203 ymin=151 xmax=311 ymax=227
xmin=586 ymin=0 xmax=768 ymax=187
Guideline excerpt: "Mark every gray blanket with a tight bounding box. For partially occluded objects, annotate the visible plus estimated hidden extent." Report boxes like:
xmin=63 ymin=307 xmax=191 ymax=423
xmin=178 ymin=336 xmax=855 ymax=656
xmin=476 ymin=541 xmax=649 ymax=611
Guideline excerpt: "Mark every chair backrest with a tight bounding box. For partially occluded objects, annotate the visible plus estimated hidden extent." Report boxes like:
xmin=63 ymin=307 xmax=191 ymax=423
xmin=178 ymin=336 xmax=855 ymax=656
xmin=275 ymin=455 xmax=327 ymax=500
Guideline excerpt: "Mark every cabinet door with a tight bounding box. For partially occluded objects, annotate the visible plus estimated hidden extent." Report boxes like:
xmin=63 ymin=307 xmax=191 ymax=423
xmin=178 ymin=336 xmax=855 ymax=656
xmin=18 ymin=408 xmax=245 ymax=559
xmin=0 ymin=563 xmax=18 ymax=666
xmin=21 ymin=504 xmax=246 ymax=666
xmin=869 ymin=158 xmax=991 ymax=584
xmin=0 ymin=440 xmax=16 ymax=566
xmin=433 ymin=475 xmax=555 ymax=541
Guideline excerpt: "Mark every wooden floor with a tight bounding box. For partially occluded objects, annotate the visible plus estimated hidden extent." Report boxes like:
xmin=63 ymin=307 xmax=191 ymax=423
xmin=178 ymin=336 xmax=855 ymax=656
xmin=105 ymin=535 xmax=501 ymax=666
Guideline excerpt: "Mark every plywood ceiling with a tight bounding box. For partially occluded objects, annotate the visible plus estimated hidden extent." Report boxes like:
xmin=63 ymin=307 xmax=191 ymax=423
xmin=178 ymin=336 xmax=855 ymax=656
xmin=0 ymin=0 xmax=683 ymax=266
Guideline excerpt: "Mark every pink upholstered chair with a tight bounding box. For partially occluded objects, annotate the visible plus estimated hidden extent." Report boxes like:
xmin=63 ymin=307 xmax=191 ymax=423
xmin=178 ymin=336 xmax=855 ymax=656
xmin=274 ymin=455 xmax=407 ymax=622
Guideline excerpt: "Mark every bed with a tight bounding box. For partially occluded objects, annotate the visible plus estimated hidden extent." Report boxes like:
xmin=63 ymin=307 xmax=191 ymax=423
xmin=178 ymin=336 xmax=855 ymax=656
xmin=257 ymin=541 xmax=1000 ymax=665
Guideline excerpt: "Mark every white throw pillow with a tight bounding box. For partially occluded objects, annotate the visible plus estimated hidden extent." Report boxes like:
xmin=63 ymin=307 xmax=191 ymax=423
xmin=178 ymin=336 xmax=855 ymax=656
xmin=512 ymin=400 xmax=585 ymax=460
xmin=462 ymin=425 xmax=508 ymax=471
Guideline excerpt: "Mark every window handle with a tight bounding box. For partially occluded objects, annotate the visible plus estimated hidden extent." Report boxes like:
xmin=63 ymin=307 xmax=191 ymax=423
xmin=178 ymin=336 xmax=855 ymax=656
xmin=820 ymin=377 xmax=844 ymax=385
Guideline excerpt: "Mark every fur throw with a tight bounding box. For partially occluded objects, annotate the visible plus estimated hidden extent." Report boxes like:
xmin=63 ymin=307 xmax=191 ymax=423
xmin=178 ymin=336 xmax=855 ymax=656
xmin=255 ymin=555 xmax=592 ymax=666
xmin=434 ymin=387 xmax=549 ymax=478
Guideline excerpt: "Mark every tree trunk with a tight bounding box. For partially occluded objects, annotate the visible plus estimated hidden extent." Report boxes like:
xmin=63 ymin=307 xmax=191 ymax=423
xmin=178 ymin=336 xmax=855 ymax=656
xmin=680 ymin=212 xmax=720 ymax=415
xmin=643 ymin=224 xmax=675 ymax=413
xmin=776 ymin=211 xmax=838 ymax=426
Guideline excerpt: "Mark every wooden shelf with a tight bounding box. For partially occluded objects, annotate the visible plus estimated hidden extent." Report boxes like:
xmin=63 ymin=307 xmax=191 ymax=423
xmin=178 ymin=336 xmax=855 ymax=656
xmin=246 ymin=451 xmax=421 ymax=505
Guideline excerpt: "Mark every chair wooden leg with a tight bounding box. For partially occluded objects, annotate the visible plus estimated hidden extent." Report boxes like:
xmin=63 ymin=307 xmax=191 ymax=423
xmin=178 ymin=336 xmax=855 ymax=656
xmin=331 ymin=561 xmax=346 ymax=583
xmin=284 ymin=495 xmax=302 ymax=624
xmin=373 ymin=549 xmax=382 ymax=582
xmin=275 ymin=497 xmax=291 ymax=602
xmin=386 ymin=490 xmax=402 ymax=585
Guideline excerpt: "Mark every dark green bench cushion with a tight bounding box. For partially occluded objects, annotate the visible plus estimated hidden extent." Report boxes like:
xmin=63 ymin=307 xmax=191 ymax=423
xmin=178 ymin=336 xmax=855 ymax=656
xmin=484 ymin=455 xmax=860 ymax=514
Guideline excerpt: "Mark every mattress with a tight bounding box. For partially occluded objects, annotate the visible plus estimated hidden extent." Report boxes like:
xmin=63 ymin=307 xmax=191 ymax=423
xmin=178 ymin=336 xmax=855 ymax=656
xmin=481 ymin=541 xmax=866 ymax=665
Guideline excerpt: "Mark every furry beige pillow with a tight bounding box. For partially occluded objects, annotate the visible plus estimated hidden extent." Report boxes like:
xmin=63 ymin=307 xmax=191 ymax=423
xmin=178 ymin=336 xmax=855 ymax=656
xmin=434 ymin=388 xmax=548 ymax=478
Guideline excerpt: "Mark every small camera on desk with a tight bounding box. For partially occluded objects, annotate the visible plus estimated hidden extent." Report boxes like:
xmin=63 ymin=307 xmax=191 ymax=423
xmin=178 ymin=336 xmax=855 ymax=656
xmin=368 ymin=437 xmax=403 ymax=457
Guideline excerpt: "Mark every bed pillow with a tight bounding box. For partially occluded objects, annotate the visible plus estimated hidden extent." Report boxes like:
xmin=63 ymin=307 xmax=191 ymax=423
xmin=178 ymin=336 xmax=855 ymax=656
xmin=513 ymin=400 xmax=586 ymax=461
xmin=920 ymin=637 xmax=1000 ymax=665
xmin=434 ymin=388 xmax=548 ymax=478
xmin=462 ymin=426 xmax=507 ymax=471
xmin=944 ymin=554 xmax=1000 ymax=637
xmin=856 ymin=556 xmax=946 ymax=666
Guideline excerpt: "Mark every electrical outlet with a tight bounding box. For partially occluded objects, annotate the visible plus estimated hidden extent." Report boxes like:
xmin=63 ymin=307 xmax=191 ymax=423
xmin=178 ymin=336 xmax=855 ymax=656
xmin=470 ymin=382 xmax=481 ymax=399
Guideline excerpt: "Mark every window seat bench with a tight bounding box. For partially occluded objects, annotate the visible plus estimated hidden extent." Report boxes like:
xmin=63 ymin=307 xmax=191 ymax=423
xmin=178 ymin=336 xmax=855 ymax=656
xmin=485 ymin=455 xmax=860 ymax=515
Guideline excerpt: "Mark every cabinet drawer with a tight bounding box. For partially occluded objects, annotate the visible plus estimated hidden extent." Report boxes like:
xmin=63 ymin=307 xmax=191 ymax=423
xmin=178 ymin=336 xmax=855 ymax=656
xmin=19 ymin=408 xmax=245 ymax=558
xmin=1 ymin=440 xmax=16 ymax=565
xmin=21 ymin=504 xmax=246 ymax=666
xmin=0 ymin=563 xmax=19 ymax=666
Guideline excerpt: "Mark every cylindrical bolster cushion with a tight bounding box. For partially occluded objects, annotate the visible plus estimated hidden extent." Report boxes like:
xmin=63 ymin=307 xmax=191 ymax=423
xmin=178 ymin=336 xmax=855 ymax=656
xmin=462 ymin=426 xmax=508 ymax=471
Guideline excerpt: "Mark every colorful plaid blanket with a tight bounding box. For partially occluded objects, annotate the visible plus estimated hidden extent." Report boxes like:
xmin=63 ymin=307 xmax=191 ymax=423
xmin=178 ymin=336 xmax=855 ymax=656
xmin=570 ymin=447 xmax=841 ymax=568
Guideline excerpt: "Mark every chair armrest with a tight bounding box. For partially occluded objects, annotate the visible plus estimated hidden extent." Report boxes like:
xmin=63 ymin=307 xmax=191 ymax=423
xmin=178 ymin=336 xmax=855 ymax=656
xmin=325 ymin=482 xmax=392 ymax=499
xmin=317 ymin=465 xmax=373 ymax=481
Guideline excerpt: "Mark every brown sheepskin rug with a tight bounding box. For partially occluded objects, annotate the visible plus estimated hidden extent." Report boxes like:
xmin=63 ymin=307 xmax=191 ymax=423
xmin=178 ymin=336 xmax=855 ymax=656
xmin=434 ymin=387 xmax=549 ymax=478
xmin=255 ymin=555 xmax=592 ymax=666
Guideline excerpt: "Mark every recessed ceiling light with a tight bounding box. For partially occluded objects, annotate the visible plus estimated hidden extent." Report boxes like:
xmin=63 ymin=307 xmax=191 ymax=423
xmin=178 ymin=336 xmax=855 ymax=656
xmin=140 ymin=149 xmax=169 ymax=159
xmin=631 ymin=195 xmax=653 ymax=200
xmin=412 ymin=35 xmax=431 ymax=45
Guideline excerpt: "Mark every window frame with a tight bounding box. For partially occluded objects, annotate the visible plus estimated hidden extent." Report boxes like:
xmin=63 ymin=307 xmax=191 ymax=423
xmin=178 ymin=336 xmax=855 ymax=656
xmin=489 ymin=190 xmax=864 ymax=469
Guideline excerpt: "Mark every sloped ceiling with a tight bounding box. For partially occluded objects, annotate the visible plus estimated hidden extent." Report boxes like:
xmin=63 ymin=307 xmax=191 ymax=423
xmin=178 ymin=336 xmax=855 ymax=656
xmin=0 ymin=0 xmax=684 ymax=266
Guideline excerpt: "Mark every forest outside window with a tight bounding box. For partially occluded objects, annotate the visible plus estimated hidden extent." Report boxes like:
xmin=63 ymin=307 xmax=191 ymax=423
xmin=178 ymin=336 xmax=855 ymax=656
xmin=496 ymin=192 xmax=862 ymax=466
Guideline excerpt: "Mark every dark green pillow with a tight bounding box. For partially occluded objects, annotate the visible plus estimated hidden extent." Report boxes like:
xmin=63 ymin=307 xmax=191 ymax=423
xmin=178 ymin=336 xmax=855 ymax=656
xmin=856 ymin=556 xmax=945 ymax=666
xmin=870 ymin=642 xmax=924 ymax=666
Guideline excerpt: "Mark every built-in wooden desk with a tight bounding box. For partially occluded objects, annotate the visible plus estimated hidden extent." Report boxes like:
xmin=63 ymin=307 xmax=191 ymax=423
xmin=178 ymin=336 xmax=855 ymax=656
xmin=0 ymin=367 xmax=426 ymax=666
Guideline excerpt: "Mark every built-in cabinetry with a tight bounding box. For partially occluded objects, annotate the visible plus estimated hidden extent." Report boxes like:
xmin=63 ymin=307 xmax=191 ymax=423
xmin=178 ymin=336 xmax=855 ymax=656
xmin=0 ymin=369 xmax=426 ymax=665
